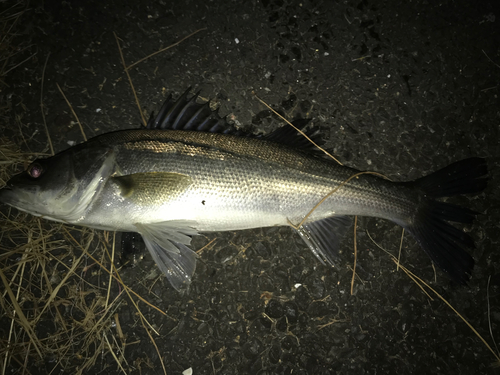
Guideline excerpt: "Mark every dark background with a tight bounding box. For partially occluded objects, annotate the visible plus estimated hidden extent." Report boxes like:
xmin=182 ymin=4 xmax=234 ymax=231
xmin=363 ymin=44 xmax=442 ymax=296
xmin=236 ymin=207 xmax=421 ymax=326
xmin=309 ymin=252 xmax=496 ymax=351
xmin=1 ymin=0 xmax=499 ymax=374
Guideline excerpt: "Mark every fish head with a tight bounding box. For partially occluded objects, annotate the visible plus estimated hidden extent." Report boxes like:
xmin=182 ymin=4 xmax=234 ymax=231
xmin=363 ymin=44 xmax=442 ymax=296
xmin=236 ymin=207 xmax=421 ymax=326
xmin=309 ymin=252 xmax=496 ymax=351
xmin=0 ymin=151 xmax=80 ymax=220
xmin=0 ymin=146 xmax=115 ymax=223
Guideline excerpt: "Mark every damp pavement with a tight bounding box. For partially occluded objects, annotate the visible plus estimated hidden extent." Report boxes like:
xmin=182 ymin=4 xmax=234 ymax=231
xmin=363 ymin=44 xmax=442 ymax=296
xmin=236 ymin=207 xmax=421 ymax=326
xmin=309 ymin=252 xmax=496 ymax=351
xmin=1 ymin=0 xmax=499 ymax=374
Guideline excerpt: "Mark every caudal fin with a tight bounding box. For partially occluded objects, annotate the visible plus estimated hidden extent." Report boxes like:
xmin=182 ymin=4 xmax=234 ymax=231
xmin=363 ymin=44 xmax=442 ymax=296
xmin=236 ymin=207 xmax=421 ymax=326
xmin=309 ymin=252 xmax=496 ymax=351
xmin=403 ymin=158 xmax=488 ymax=284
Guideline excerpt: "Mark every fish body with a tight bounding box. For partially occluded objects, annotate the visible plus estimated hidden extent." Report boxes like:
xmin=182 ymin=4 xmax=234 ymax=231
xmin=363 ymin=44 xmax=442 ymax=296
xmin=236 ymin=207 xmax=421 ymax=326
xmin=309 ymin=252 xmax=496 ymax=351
xmin=62 ymin=129 xmax=415 ymax=231
xmin=0 ymin=89 xmax=488 ymax=290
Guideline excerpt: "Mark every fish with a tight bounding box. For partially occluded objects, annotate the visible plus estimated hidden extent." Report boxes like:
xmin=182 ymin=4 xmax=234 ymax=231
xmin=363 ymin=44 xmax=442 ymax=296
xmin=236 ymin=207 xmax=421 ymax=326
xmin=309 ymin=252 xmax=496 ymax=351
xmin=0 ymin=88 xmax=488 ymax=291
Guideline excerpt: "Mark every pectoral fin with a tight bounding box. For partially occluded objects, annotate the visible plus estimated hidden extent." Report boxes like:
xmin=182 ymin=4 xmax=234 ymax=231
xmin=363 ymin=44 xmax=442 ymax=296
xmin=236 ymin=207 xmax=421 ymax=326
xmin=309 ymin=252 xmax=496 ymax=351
xmin=135 ymin=221 xmax=199 ymax=292
xmin=112 ymin=172 xmax=192 ymax=204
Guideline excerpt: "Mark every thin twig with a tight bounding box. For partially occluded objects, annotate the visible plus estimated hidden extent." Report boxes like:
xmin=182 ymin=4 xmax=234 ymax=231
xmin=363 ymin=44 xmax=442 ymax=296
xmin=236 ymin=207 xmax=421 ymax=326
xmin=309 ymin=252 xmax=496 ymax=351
xmin=105 ymin=232 xmax=116 ymax=308
xmin=3 ymin=52 xmax=37 ymax=76
xmin=141 ymin=322 xmax=167 ymax=375
xmin=366 ymin=230 xmax=434 ymax=301
xmin=252 ymin=91 xmax=342 ymax=164
xmin=56 ymin=83 xmax=87 ymax=141
xmin=289 ymin=170 xmax=389 ymax=230
xmin=399 ymin=262 xmax=500 ymax=366
xmin=482 ymin=50 xmax=500 ymax=70
xmin=2 ymin=238 xmax=30 ymax=375
xmin=367 ymin=230 xmax=500 ymax=366
xmin=40 ymin=52 xmax=54 ymax=155
xmin=0 ymin=267 xmax=43 ymax=358
xmin=103 ymin=333 xmax=127 ymax=374
xmin=33 ymin=253 xmax=83 ymax=325
xmin=61 ymin=227 xmax=167 ymax=319
xmin=113 ymin=32 xmax=147 ymax=127
xmin=350 ymin=216 xmax=358 ymax=295
xmin=127 ymin=28 xmax=207 ymax=70
xmin=487 ymin=275 xmax=499 ymax=356
xmin=396 ymin=228 xmax=404 ymax=271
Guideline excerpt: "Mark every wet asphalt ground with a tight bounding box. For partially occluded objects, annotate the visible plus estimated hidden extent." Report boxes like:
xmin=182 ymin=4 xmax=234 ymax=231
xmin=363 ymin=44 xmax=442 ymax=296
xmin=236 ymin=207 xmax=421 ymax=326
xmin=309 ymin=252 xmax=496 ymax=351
xmin=1 ymin=0 xmax=499 ymax=374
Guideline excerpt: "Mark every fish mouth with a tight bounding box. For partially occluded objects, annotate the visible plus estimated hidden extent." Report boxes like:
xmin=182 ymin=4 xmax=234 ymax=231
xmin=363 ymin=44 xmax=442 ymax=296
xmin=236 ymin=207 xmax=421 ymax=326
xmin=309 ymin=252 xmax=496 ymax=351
xmin=0 ymin=188 xmax=45 ymax=219
xmin=0 ymin=186 xmax=31 ymax=212
xmin=0 ymin=186 xmax=14 ymax=203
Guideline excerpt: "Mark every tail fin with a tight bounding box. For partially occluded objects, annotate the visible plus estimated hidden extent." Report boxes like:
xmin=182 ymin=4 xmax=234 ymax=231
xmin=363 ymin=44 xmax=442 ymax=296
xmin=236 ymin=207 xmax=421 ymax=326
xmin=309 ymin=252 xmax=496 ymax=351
xmin=403 ymin=158 xmax=488 ymax=284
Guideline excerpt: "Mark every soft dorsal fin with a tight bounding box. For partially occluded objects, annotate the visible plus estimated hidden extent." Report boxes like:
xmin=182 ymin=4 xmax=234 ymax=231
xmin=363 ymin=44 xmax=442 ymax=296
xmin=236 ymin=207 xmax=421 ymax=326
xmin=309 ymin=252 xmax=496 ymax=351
xmin=146 ymin=87 xmax=240 ymax=134
xmin=263 ymin=119 xmax=325 ymax=155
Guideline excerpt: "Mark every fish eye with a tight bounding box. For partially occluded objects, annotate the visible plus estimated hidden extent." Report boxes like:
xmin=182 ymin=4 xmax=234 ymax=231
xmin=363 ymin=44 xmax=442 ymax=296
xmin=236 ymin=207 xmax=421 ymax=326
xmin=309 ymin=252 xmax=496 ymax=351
xmin=27 ymin=162 xmax=44 ymax=179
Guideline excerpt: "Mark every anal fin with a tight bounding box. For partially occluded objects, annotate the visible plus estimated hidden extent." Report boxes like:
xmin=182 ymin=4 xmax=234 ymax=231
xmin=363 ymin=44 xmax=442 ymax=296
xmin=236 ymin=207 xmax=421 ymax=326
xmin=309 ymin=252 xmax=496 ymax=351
xmin=295 ymin=216 xmax=352 ymax=267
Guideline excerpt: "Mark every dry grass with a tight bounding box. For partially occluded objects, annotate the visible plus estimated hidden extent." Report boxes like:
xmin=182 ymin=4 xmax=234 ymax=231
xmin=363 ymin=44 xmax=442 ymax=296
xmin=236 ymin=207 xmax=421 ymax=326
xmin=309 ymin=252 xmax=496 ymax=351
xmin=0 ymin=213 xmax=130 ymax=373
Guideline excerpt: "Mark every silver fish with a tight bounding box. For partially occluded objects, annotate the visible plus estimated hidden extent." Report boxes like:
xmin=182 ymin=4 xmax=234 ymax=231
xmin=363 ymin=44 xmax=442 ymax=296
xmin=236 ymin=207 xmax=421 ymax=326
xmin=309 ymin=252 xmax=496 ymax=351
xmin=0 ymin=89 xmax=488 ymax=291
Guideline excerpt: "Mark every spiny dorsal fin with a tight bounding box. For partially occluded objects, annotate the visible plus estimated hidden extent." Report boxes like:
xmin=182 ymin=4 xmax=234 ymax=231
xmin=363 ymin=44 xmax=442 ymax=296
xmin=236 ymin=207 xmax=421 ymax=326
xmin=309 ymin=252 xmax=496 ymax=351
xmin=146 ymin=87 xmax=240 ymax=134
xmin=263 ymin=119 xmax=325 ymax=155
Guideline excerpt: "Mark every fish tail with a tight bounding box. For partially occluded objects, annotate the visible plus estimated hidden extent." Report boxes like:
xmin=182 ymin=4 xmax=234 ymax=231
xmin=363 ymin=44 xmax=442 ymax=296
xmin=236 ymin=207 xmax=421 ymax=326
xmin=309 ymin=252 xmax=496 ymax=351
xmin=402 ymin=157 xmax=488 ymax=284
